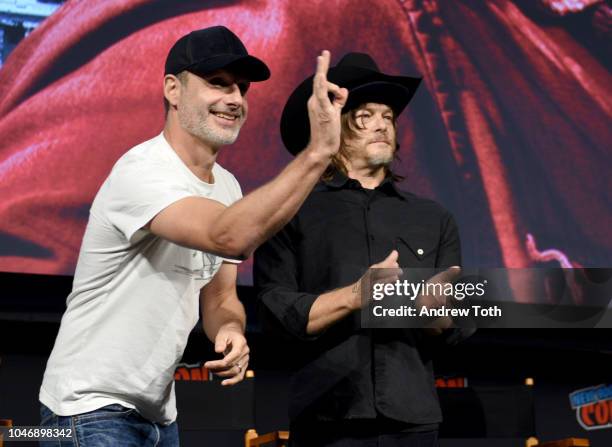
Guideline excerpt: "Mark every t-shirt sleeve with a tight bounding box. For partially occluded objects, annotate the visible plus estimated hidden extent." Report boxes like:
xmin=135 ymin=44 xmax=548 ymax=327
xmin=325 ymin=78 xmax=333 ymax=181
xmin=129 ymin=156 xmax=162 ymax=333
xmin=102 ymin=158 xmax=195 ymax=242
xmin=220 ymin=172 xmax=244 ymax=264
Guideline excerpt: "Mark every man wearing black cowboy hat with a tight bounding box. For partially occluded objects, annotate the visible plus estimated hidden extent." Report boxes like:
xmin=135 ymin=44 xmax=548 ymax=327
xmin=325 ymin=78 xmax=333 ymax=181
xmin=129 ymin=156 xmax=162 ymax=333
xmin=255 ymin=53 xmax=470 ymax=446
xmin=39 ymin=26 xmax=348 ymax=445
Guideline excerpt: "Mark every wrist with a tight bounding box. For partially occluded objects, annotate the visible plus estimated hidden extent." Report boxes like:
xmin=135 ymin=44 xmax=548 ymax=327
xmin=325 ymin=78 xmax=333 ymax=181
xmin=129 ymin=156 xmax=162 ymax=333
xmin=344 ymin=281 xmax=362 ymax=311
xmin=303 ymin=143 xmax=334 ymax=166
xmin=218 ymin=320 xmax=245 ymax=335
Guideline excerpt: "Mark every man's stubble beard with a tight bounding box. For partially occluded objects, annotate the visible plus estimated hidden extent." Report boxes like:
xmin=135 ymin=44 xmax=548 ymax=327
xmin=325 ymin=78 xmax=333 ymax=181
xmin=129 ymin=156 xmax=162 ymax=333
xmin=366 ymin=150 xmax=394 ymax=169
xmin=364 ymin=139 xmax=397 ymax=169
xmin=178 ymin=103 xmax=243 ymax=147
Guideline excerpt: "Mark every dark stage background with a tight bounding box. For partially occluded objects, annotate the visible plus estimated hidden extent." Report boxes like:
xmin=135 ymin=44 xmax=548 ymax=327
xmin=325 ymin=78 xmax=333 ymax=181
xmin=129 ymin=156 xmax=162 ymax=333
xmin=1 ymin=273 xmax=612 ymax=445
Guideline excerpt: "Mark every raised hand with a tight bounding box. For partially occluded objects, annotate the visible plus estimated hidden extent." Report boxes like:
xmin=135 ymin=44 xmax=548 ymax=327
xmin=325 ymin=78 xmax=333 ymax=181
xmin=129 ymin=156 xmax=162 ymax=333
xmin=306 ymin=50 xmax=349 ymax=157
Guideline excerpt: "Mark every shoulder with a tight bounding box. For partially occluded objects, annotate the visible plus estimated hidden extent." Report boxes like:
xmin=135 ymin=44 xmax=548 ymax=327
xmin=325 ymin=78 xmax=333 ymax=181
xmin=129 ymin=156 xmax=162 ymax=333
xmin=111 ymin=134 xmax=168 ymax=174
xmin=94 ymin=134 xmax=178 ymax=203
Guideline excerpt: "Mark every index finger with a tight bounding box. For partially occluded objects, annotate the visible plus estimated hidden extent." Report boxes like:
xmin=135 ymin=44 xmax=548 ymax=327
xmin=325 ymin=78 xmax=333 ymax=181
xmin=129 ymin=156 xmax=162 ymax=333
xmin=313 ymin=50 xmax=331 ymax=104
xmin=220 ymin=339 xmax=246 ymax=366
xmin=315 ymin=50 xmax=331 ymax=79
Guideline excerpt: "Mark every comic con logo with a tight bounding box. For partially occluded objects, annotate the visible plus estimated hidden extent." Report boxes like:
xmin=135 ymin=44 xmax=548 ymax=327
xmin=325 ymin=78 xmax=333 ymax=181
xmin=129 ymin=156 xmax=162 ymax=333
xmin=569 ymin=384 xmax=612 ymax=431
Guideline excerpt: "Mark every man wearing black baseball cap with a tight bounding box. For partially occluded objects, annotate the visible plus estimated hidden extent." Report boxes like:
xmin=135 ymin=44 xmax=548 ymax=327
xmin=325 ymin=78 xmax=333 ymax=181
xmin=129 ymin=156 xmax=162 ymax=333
xmin=255 ymin=52 xmax=471 ymax=446
xmin=40 ymin=26 xmax=347 ymax=446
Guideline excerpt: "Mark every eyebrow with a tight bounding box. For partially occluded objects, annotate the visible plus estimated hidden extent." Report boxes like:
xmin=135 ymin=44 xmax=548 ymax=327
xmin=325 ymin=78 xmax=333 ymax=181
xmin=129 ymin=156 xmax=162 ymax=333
xmin=357 ymin=105 xmax=393 ymax=114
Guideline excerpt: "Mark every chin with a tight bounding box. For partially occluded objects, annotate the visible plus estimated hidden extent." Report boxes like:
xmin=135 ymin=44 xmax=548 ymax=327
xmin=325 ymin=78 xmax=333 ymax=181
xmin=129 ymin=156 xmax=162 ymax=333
xmin=367 ymin=149 xmax=394 ymax=167
xmin=367 ymin=157 xmax=393 ymax=169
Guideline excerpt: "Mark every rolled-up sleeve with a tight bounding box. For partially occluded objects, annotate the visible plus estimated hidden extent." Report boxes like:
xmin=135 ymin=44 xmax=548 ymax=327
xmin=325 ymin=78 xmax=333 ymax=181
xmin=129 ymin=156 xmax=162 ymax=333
xmin=254 ymin=222 xmax=319 ymax=340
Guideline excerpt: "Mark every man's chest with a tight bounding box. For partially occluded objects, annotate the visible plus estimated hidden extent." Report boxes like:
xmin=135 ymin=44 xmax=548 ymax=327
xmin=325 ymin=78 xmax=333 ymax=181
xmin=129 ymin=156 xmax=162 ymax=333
xmin=294 ymin=195 xmax=443 ymax=289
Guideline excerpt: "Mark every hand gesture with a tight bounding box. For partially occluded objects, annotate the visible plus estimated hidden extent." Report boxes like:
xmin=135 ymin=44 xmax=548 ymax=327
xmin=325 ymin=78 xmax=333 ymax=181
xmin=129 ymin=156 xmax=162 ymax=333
xmin=306 ymin=50 xmax=349 ymax=157
xmin=204 ymin=327 xmax=250 ymax=386
xmin=351 ymin=250 xmax=402 ymax=310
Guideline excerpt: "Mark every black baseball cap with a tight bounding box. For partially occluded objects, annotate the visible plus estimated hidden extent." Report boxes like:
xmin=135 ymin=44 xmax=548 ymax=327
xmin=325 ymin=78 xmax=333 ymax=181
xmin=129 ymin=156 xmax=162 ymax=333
xmin=164 ymin=26 xmax=270 ymax=81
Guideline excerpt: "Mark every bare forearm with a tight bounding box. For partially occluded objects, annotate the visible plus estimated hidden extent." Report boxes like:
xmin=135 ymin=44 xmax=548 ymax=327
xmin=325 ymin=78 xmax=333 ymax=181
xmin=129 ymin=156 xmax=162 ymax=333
xmin=203 ymin=296 xmax=246 ymax=343
xmin=306 ymin=282 xmax=360 ymax=335
xmin=209 ymin=147 xmax=331 ymax=259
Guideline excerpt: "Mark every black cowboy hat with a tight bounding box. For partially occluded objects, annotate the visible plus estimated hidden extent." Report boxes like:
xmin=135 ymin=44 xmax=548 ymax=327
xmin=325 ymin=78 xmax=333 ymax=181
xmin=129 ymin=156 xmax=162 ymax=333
xmin=165 ymin=26 xmax=270 ymax=82
xmin=280 ymin=52 xmax=421 ymax=155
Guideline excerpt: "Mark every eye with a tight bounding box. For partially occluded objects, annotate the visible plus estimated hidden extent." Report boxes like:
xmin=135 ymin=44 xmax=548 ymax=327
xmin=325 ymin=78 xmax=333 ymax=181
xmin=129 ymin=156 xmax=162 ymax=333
xmin=208 ymin=77 xmax=231 ymax=87
xmin=238 ymin=82 xmax=250 ymax=95
xmin=355 ymin=111 xmax=372 ymax=129
xmin=383 ymin=114 xmax=393 ymax=121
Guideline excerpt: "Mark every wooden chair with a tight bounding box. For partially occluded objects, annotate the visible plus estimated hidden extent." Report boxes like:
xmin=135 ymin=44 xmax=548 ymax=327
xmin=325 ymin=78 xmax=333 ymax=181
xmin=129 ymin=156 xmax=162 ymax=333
xmin=527 ymin=438 xmax=590 ymax=447
xmin=244 ymin=428 xmax=289 ymax=447
xmin=0 ymin=419 xmax=13 ymax=447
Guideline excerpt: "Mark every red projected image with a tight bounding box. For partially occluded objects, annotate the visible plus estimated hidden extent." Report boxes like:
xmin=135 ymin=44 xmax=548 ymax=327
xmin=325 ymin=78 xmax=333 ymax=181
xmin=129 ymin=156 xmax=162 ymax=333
xmin=0 ymin=0 xmax=610 ymax=285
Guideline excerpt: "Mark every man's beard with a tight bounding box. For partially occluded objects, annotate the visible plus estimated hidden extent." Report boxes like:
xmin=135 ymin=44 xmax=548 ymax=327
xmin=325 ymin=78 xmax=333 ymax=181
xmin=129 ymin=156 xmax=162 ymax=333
xmin=366 ymin=143 xmax=395 ymax=168
xmin=178 ymin=105 xmax=242 ymax=147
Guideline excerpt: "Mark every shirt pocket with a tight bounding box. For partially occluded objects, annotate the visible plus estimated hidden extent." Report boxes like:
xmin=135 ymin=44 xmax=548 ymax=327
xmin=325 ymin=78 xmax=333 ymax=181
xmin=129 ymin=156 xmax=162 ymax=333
xmin=396 ymin=231 xmax=439 ymax=267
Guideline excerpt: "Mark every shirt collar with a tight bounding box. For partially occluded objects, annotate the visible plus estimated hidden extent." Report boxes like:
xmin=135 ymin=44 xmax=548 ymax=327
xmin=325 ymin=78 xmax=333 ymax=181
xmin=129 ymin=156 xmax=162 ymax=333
xmin=324 ymin=170 xmax=408 ymax=200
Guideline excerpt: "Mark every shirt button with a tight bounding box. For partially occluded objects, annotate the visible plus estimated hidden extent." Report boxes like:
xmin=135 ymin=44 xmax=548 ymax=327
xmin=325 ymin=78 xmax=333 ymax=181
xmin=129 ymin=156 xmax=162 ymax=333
xmin=417 ymin=248 xmax=424 ymax=255
xmin=370 ymin=235 xmax=375 ymax=241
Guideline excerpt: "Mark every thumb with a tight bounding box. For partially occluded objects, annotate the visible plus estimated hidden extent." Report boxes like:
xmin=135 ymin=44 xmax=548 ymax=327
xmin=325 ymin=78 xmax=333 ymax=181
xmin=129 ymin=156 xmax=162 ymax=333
xmin=384 ymin=250 xmax=399 ymax=265
xmin=333 ymin=87 xmax=349 ymax=109
xmin=215 ymin=334 xmax=227 ymax=354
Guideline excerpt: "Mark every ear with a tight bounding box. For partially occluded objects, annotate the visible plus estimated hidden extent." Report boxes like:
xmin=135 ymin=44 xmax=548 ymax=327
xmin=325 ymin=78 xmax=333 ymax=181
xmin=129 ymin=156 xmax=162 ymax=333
xmin=163 ymin=74 xmax=182 ymax=110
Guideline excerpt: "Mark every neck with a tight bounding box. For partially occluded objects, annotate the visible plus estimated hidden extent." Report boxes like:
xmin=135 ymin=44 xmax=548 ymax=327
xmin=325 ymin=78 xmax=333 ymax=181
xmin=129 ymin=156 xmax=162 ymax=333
xmin=163 ymin=117 xmax=218 ymax=183
xmin=345 ymin=159 xmax=387 ymax=189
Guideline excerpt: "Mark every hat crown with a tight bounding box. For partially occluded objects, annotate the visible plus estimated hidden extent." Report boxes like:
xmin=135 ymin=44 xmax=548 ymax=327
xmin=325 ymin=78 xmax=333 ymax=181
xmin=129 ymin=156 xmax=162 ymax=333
xmin=335 ymin=52 xmax=381 ymax=72
xmin=186 ymin=26 xmax=248 ymax=59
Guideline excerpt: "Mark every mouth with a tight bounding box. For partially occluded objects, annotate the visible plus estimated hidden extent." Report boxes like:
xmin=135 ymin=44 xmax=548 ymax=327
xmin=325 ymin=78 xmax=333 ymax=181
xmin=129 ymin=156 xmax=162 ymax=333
xmin=370 ymin=139 xmax=391 ymax=145
xmin=210 ymin=110 xmax=240 ymax=123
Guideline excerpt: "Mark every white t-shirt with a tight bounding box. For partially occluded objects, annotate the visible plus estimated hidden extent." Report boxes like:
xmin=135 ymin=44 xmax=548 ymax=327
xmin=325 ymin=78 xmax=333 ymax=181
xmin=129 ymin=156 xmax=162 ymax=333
xmin=39 ymin=133 xmax=242 ymax=424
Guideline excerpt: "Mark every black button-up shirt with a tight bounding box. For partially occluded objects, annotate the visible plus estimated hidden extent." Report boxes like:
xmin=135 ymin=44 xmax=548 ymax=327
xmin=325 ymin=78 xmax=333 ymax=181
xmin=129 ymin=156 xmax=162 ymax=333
xmin=254 ymin=172 xmax=469 ymax=426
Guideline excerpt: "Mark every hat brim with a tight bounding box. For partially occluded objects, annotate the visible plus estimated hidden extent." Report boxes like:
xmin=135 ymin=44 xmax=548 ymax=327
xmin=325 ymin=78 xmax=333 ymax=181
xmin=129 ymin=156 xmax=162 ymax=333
xmin=345 ymin=81 xmax=415 ymax=116
xmin=187 ymin=53 xmax=270 ymax=82
xmin=281 ymin=68 xmax=421 ymax=155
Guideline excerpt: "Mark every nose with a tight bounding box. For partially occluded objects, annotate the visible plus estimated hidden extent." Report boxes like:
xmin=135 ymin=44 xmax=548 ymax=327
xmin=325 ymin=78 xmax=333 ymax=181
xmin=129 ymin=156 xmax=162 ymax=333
xmin=224 ymin=84 xmax=244 ymax=110
xmin=372 ymin=113 xmax=388 ymax=132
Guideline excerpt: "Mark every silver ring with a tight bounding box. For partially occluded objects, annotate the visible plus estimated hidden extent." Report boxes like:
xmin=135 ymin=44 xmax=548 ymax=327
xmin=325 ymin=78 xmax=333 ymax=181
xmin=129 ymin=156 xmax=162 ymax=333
xmin=236 ymin=363 xmax=242 ymax=373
